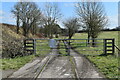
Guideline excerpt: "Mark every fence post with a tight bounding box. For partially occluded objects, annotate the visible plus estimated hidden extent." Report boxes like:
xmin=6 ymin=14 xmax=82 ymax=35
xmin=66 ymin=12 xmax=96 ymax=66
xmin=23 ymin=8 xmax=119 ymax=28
xmin=34 ymin=39 xmax=36 ymax=55
xmin=103 ymin=39 xmax=115 ymax=55
xmin=24 ymin=39 xmax=35 ymax=55
xmin=86 ymin=39 xmax=88 ymax=47
xmin=112 ymin=39 xmax=115 ymax=55
xmin=103 ymin=39 xmax=107 ymax=55
xmin=24 ymin=39 xmax=26 ymax=56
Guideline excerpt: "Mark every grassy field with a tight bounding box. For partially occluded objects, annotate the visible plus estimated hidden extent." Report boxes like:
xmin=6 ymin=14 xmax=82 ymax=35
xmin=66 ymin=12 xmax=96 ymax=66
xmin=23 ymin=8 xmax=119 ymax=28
xmin=35 ymin=39 xmax=50 ymax=57
xmin=73 ymin=31 xmax=118 ymax=45
xmin=72 ymin=31 xmax=119 ymax=79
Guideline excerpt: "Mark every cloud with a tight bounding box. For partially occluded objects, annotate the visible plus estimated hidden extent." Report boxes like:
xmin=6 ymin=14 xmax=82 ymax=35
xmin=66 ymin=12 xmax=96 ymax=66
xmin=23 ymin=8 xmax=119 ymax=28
xmin=0 ymin=16 xmax=3 ymax=19
xmin=0 ymin=10 xmax=5 ymax=15
xmin=63 ymin=3 xmax=76 ymax=7
xmin=107 ymin=14 xmax=118 ymax=28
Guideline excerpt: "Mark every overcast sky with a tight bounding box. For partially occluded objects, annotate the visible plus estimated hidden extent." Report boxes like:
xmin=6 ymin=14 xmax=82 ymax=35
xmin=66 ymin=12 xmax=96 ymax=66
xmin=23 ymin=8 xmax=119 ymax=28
xmin=0 ymin=1 xmax=119 ymax=29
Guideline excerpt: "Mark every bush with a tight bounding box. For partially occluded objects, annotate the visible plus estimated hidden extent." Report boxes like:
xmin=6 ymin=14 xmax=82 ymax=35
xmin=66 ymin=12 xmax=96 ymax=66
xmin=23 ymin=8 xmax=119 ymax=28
xmin=2 ymin=39 xmax=24 ymax=58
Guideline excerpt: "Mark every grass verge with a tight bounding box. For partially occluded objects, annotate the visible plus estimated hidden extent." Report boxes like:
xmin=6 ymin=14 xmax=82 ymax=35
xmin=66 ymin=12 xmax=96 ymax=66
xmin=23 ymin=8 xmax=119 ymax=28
xmin=87 ymin=55 xmax=118 ymax=79
xmin=1 ymin=55 xmax=35 ymax=70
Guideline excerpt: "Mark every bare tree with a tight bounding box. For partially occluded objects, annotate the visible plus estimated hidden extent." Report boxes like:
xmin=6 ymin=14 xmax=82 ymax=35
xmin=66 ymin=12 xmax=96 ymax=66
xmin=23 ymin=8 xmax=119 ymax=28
xmin=11 ymin=2 xmax=42 ymax=36
xmin=52 ymin=23 xmax=61 ymax=38
xmin=11 ymin=3 xmax=21 ymax=34
xmin=76 ymin=1 xmax=108 ymax=46
xmin=43 ymin=3 xmax=62 ymax=38
xmin=63 ymin=17 xmax=80 ymax=39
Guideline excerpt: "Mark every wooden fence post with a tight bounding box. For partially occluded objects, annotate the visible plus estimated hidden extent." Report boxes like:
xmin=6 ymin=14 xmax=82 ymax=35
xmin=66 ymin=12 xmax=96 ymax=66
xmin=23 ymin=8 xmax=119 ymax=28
xmin=103 ymin=39 xmax=115 ymax=55
xmin=24 ymin=39 xmax=35 ymax=55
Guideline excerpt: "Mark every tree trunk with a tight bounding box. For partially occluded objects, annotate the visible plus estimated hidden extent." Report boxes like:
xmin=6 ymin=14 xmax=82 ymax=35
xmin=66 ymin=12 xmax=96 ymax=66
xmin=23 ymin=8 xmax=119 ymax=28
xmin=50 ymin=33 xmax=53 ymax=38
xmin=31 ymin=24 xmax=35 ymax=35
xmin=68 ymin=34 xmax=72 ymax=46
xmin=31 ymin=23 xmax=37 ymax=35
xmin=87 ymin=32 xmax=90 ymax=44
xmin=92 ymin=38 xmax=96 ymax=47
xmin=23 ymin=22 xmax=28 ymax=37
xmin=55 ymin=33 xmax=58 ymax=38
xmin=16 ymin=15 xmax=20 ymax=34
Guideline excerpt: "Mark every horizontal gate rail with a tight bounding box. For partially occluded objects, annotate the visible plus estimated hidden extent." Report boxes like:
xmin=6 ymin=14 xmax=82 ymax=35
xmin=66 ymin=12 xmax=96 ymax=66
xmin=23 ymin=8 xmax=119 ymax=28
xmin=57 ymin=38 xmax=104 ymax=40
xmin=74 ymin=49 xmax=103 ymax=51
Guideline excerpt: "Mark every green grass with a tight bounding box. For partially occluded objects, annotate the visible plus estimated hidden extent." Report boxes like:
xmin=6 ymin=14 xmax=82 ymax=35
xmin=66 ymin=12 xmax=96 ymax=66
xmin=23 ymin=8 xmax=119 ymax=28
xmin=74 ymin=31 xmax=118 ymax=45
xmin=35 ymin=39 xmax=50 ymax=57
xmin=87 ymin=55 xmax=118 ymax=78
xmin=58 ymin=41 xmax=68 ymax=56
xmin=70 ymin=39 xmax=104 ymax=55
xmin=1 ymin=40 xmax=51 ymax=70
xmin=72 ymin=31 xmax=119 ymax=78
xmin=1 ymin=55 xmax=35 ymax=70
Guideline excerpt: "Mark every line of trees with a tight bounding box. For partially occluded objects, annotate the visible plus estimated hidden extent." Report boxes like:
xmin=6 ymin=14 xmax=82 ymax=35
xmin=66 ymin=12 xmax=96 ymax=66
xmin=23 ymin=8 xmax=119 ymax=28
xmin=11 ymin=2 xmax=43 ymax=36
xmin=11 ymin=1 xmax=108 ymax=46
xmin=11 ymin=2 xmax=61 ymax=38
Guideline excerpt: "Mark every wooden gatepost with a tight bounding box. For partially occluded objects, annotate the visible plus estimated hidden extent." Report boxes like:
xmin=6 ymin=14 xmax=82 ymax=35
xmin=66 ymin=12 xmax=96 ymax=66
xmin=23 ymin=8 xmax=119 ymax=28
xmin=24 ymin=39 xmax=35 ymax=55
xmin=104 ymin=39 xmax=115 ymax=55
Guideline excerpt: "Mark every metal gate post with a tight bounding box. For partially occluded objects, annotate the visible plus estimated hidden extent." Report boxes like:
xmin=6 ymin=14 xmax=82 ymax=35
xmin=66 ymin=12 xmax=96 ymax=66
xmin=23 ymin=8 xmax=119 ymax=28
xmin=34 ymin=39 xmax=36 ymax=55
xmin=86 ymin=39 xmax=88 ymax=47
xmin=103 ymin=39 xmax=107 ymax=55
xmin=68 ymin=39 xmax=70 ymax=56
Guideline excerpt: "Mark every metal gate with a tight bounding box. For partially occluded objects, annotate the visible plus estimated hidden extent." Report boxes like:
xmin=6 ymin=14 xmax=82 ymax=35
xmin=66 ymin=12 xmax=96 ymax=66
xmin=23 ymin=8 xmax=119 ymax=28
xmin=24 ymin=38 xmax=115 ymax=56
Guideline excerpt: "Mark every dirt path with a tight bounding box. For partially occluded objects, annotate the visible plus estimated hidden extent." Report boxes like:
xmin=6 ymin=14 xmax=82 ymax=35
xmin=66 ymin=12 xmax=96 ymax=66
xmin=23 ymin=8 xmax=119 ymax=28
xmin=37 ymin=56 xmax=75 ymax=78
